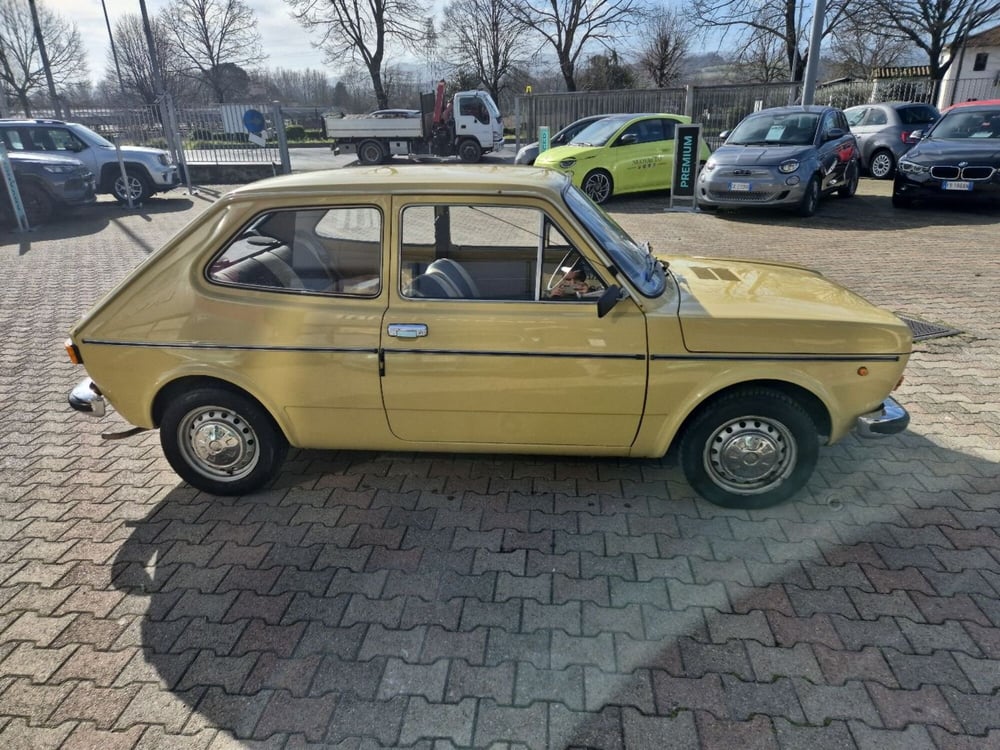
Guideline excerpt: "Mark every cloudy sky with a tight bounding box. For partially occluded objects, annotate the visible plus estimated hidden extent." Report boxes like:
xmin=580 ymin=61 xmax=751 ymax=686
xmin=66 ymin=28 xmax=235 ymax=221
xmin=73 ymin=0 xmax=336 ymax=83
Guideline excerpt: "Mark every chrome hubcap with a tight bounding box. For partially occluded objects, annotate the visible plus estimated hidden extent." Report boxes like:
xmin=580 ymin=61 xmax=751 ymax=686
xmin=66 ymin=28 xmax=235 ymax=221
xmin=179 ymin=406 xmax=259 ymax=481
xmin=704 ymin=416 xmax=796 ymax=494
xmin=585 ymin=174 xmax=610 ymax=202
xmin=871 ymin=154 xmax=892 ymax=177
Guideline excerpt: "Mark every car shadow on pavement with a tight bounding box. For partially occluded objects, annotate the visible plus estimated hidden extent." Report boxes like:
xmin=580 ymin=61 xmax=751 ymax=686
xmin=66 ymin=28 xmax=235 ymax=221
xmin=108 ymin=430 xmax=999 ymax=747
xmin=611 ymin=192 xmax=1000 ymax=229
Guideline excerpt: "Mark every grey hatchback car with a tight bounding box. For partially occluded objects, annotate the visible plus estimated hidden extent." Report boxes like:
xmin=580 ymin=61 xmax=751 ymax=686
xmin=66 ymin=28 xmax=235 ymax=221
xmin=697 ymin=105 xmax=860 ymax=216
xmin=844 ymin=102 xmax=939 ymax=179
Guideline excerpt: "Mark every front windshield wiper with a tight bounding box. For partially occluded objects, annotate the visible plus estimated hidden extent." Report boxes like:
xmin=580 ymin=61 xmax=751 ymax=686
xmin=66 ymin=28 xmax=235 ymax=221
xmin=641 ymin=241 xmax=667 ymax=281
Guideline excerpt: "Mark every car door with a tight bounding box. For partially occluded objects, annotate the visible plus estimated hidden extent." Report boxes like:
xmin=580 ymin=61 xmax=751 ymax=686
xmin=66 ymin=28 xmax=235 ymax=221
xmin=817 ymin=110 xmax=851 ymax=191
xmin=609 ymin=119 xmax=664 ymax=193
xmin=379 ymin=197 xmax=648 ymax=448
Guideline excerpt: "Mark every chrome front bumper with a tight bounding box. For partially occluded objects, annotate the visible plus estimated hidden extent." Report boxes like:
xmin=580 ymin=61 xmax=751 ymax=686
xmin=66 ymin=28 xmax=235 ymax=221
xmin=69 ymin=377 xmax=106 ymax=418
xmin=855 ymin=396 xmax=909 ymax=438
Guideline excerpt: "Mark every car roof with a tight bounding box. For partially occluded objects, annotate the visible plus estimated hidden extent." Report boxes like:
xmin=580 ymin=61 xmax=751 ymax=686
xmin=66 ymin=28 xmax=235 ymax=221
xmin=227 ymin=165 xmax=571 ymax=199
xmin=942 ymin=98 xmax=1000 ymax=112
xmin=747 ymin=105 xmax=837 ymax=115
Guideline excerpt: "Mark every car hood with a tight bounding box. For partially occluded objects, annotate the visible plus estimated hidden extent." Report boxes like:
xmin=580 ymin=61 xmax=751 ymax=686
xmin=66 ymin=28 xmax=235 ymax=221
xmin=904 ymin=138 xmax=1000 ymax=164
xmin=667 ymin=255 xmax=911 ymax=355
xmin=534 ymin=144 xmax=602 ymax=166
xmin=710 ymin=143 xmax=815 ymax=166
xmin=8 ymin=151 xmax=86 ymax=168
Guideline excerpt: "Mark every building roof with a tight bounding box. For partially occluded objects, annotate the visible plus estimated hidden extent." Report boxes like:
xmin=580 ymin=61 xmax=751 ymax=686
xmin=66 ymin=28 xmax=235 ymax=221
xmin=965 ymin=24 xmax=1000 ymax=47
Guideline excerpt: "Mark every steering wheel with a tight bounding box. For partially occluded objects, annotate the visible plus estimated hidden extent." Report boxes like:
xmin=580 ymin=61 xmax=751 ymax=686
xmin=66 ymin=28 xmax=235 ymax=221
xmin=547 ymin=249 xmax=581 ymax=291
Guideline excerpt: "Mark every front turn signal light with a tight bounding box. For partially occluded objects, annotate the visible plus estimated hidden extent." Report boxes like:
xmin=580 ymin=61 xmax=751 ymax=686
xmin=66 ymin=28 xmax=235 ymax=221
xmin=65 ymin=338 xmax=82 ymax=365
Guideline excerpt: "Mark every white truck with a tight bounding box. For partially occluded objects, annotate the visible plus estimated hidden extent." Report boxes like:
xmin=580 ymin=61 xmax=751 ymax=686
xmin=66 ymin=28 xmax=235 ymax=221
xmin=325 ymin=83 xmax=504 ymax=164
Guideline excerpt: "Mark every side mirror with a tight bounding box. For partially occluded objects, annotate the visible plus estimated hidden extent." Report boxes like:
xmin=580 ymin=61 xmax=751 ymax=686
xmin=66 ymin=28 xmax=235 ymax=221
xmin=719 ymin=130 xmax=731 ymax=140
xmin=597 ymin=285 xmax=624 ymax=318
xmin=906 ymin=129 xmax=924 ymax=142
xmin=618 ymin=133 xmax=638 ymax=146
xmin=825 ymin=127 xmax=846 ymax=141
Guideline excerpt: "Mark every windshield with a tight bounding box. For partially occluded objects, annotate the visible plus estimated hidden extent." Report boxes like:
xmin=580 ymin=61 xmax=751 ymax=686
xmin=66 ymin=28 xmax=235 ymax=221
xmin=69 ymin=123 xmax=114 ymax=148
xmin=563 ymin=183 xmax=665 ymax=297
xmin=569 ymin=116 xmax=629 ymax=147
xmin=929 ymin=108 xmax=1000 ymax=139
xmin=727 ymin=112 xmax=820 ymax=146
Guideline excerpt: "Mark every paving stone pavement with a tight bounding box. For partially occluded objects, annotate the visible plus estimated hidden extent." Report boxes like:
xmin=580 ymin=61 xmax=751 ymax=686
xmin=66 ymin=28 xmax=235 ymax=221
xmin=1 ymin=179 xmax=998 ymax=749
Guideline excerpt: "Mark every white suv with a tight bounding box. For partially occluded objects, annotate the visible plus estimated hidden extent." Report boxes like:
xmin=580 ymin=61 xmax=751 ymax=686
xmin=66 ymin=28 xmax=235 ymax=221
xmin=0 ymin=119 xmax=180 ymax=203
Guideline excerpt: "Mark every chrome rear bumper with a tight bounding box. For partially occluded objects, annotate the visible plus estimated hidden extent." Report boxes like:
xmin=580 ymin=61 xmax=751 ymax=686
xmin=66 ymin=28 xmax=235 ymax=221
xmin=855 ymin=396 xmax=909 ymax=438
xmin=68 ymin=377 xmax=106 ymax=418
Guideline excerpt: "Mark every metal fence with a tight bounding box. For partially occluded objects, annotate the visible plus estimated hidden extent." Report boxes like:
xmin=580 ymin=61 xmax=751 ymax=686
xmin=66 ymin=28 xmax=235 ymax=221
xmin=513 ymin=76 xmax=946 ymax=149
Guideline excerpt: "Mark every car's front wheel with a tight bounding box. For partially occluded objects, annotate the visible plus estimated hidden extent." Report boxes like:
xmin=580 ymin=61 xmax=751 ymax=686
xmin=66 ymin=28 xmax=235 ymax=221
xmin=113 ymin=168 xmax=152 ymax=204
xmin=582 ymin=169 xmax=613 ymax=204
xmin=160 ymin=386 xmax=288 ymax=495
xmin=458 ymin=138 xmax=482 ymax=163
xmin=679 ymin=388 xmax=819 ymax=509
xmin=796 ymin=175 xmax=821 ymax=217
xmin=837 ymin=163 xmax=859 ymax=197
xmin=868 ymin=149 xmax=895 ymax=179
xmin=19 ymin=183 xmax=54 ymax=225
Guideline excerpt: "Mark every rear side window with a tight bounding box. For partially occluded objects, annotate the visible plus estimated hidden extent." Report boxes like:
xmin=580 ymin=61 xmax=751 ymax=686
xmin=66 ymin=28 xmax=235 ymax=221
xmin=866 ymin=109 xmax=888 ymax=126
xmin=898 ymin=106 xmax=938 ymax=125
xmin=208 ymin=207 xmax=382 ymax=296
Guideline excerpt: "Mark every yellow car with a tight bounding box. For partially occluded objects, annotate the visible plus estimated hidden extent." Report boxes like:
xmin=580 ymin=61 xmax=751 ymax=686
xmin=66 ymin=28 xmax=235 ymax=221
xmin=65 ymin=165 xmax=910 ymax=509
xmin=533 ymin=113 xmax=713 ymax=203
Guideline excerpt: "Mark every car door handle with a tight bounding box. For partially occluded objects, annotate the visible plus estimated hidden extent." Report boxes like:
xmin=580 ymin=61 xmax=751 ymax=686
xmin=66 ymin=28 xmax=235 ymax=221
xmin=387 ymin=323 xmax=428 ymax=339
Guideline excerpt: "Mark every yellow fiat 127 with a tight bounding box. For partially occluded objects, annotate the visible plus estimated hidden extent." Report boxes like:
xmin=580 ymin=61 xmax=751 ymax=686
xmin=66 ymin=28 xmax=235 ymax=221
xmin=65 ymin=165 xmax=910 ymax=509
xmin=532 ymin=113 xmax=713 ymax=203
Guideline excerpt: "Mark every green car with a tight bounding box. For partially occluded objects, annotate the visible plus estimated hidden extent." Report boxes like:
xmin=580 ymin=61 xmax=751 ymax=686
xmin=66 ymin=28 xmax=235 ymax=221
xmin=533 ymin=113 xmax=712 ymax=204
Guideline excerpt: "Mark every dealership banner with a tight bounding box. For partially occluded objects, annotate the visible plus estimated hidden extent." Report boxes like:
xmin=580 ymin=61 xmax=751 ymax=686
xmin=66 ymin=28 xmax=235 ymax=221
xmin=669 ymin=124 xmax=701 ymax=211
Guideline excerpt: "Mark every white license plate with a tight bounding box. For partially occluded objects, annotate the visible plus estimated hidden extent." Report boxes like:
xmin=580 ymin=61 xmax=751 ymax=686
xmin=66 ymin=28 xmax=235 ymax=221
xmin=729 ymin=182 xmax=751 ymax=191
xmin=942 ymin=181 xmax=973 ymax=191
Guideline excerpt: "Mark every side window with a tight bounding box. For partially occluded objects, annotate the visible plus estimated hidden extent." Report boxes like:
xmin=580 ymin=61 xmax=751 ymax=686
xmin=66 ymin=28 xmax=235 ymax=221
xmin=208 ymin=207 xmax=382 ymax=296
xmin=46 ymin=128 xmax=85 ymax=152
xmin=399 ymin=204 xmax=605 ymax=302
xmin=660 ymin=119 xmax=677 ymax=140
xmin=0 ymin=128 xmax=26 ymax=150
xmin=458 ymin=97 xmax=489 ymax=124
xmin=865 ymin=109 xmax=887 ymax=126
xmin=845 ymin=108 xmax=867 ymax=127
xmin=821 ymin=111 xmax=838 ymax=137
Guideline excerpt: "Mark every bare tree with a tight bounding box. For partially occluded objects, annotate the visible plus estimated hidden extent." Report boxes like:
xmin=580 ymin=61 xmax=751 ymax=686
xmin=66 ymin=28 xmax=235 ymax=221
xmin=861 ymin=0 xmax=999 ymax=90
xmin=503 ymin=0 xmax=646 ymax=91
xmin=638 ymin=6 xmax=691 ymax=87
xmin=441 ymin=0 xmax=529 ymax=103
xmin=0 ymin=0 xmax=88 ymax=114
xmin=161 ymin=0 xmax=264 ymax=103
xmin=826 ymin=18 xmax=913 ymax=79
xmin=286 ymin=0 xmax=428 ymax=109
xmin=106 ymin=13 xmax=188 ymax=106
xmin=731 ymin=29 xmax=789 ymax=82
xmin=689 ymin=0 xmax=856 ymax=82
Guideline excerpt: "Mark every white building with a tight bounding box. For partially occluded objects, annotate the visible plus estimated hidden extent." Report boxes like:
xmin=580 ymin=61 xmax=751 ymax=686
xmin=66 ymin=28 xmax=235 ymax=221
xmin=938 ymin=24 xmax=1000 ymax=108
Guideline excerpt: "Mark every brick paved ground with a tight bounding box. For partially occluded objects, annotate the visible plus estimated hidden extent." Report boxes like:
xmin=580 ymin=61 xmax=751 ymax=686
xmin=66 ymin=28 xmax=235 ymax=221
xmin=1 ymin=178 xmax=998 ymax=749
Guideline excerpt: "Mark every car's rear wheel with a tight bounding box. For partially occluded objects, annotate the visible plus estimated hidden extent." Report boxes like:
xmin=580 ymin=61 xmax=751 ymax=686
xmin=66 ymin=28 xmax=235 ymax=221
xmin=796 ymin=175 xmax=821 ymax=217
xmin=679 ymin=388 xmax=819 ymax=509
xmin=582 ymin=169 xmax=613 ymax=204
xmin=837 ymin=163 xmax=859 ymax=197
xmin=19 ymin=183 xmax=54 ymax=226
xmin=113 ymin=168 xmax=152 ymax=204
xmin=160 ymin=386 xmax=288 ymax=495
xmin=869 ymin=149 xmax=895 ymax=179
xmin=357 ymin=140 xmax=385 ymax=165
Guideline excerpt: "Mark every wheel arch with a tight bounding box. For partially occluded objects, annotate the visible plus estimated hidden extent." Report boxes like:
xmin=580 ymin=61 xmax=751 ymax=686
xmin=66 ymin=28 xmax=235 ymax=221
xmin=151 ymin=374 xmax=290 ymax=443
xmin=660 ymin=378 xmax=832 ymax=457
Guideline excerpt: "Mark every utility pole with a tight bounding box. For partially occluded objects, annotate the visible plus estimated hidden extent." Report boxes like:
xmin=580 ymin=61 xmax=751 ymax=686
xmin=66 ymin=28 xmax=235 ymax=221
xmin=799 ymin=0 xmax=827 ymax=105
xmin=27 ymin=0 xmax=61 ymax=118
xmin=101 ymin=0 xmax=128 ymax=98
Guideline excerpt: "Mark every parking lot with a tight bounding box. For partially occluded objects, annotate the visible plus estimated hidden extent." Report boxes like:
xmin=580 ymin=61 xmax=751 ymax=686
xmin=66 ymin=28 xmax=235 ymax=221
xmin=1 ymin=176 xmax=998 ymax=749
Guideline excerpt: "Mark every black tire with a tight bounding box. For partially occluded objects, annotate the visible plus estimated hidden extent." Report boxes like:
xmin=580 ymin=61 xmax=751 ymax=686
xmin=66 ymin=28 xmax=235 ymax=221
xmin=679 ymin=388 xmax=819 ymax=509
xmin=582 ymin=169 xmax=613 ymax=204
xmin=458 ymin=139 xmax=482 ymax=163
xmin=19 ymin=182 xmax=54 ymax=226
xmin=357 ymin=140 xmax=385 ymax=165
xmin=113 ymin=168 xmax=152 ymax=204
xmin=159 ymin=386 xmax=288 ymax=495
xmin=796 ymin=175 xmax=820 ymax=217
xmin=837 ymin=162 xmax=859 ymax=198
xmin=868 ymin=149 xmax=895 ymax=180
